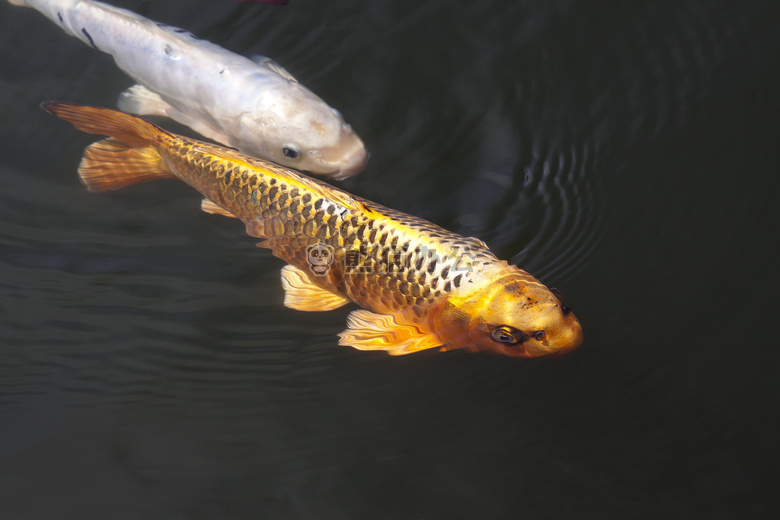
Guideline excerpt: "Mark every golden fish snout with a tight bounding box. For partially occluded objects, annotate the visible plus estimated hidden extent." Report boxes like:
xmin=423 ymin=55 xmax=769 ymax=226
xmin=508 ymin=306 xmax=584 ymax=358
xmin=433 ymin=268 xmax=584 ymax=358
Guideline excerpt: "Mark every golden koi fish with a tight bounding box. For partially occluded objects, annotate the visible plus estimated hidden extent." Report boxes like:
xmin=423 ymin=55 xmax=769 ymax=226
xmin=43 ymin=101 xmax=583 ymax=357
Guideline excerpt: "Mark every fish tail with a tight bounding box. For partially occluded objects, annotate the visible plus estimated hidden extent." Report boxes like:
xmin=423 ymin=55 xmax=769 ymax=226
xmin=42 ymin=101 xmax=160 ymax=147
xmin=42 ymin=101 xmax=175 ymax=192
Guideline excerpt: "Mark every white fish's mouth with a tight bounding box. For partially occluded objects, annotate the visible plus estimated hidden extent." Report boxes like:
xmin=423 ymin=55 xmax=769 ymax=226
xmin=310 ymin=128 xmax=370 ymax=179
xmin=326 ymin=150 xmax=371 ymax=180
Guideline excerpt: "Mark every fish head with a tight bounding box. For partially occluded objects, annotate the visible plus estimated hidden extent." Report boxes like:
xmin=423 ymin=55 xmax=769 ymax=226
xmin=433 ymin=265 xmax=583 ymax=358
xmin=242 ymin=86 xmax=368 ymax=178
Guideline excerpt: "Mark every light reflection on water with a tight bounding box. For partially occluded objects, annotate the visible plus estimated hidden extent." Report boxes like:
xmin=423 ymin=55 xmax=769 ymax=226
xmin=1 ymin=0 xmax=779 ymax=518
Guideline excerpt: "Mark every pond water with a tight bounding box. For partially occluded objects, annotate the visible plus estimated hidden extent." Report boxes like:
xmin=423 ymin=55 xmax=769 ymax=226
xmin=1 ymin=0 xmax=778 ymax=518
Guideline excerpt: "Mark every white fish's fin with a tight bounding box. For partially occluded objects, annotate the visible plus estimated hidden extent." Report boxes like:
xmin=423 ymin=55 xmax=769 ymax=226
xmin=338 ymin=310 xmax=442 ymax=355
xmin=118 ymin=84 xmax=233 ymax=145
xmin=251 ymin=55 xmax=299 ymax=83
xmin=117 ymin=84 xmax=171 ymax=117
xmin=7 ymin=1 xmax=29 ymax=7
xmin=200 ymin=198 xmax=238 ymax=218
xmin=166 ymin=107 xmax=233 ymax=146
xmin=154 ymin=23 xmax=198 ymax=41
xmin=280 ymin=265 xmax=349 ymax=312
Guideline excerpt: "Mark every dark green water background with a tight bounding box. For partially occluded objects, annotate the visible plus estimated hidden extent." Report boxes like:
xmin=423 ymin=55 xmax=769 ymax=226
xmin=1 ymin=0 xmax=778 ymax=518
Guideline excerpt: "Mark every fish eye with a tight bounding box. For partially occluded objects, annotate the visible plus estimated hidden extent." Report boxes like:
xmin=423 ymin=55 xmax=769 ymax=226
xmin=490 ymin=325 xmax=525 ymax=345
xmin=282 ymin=146 xmax=300 ymax=159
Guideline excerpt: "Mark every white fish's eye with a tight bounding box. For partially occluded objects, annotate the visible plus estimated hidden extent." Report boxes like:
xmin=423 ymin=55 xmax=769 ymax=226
xmin=282 ymin=146 xmax=300 ymax=159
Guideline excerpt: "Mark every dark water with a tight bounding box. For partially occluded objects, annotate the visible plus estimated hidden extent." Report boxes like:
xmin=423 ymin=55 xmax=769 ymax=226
xmin=1 ymin=0 xmax=779 ymax=518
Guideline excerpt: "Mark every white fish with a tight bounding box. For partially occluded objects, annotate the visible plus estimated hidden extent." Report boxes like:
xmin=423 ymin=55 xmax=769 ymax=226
xmin=8 ymin=0 xmax=369 ymax=178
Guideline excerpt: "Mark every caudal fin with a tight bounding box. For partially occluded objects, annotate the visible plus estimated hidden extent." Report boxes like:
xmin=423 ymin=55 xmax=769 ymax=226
xmin=42 ymin=101 xmax=175 ymax=192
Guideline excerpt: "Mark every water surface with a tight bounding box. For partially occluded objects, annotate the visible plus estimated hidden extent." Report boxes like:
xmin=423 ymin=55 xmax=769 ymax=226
xmin=1 ymin=0 xmax=778 ymax=518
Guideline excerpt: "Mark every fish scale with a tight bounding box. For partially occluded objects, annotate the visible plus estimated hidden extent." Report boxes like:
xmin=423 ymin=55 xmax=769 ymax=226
xmin=162 ymin=134 xmax=502 ymax=315
xmin=173 ymin=137 xmax=494 ymax=312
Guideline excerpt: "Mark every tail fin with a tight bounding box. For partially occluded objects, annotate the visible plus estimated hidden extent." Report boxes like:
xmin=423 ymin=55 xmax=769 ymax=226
xmin=42 ymin=101 xmax=175 ymax=192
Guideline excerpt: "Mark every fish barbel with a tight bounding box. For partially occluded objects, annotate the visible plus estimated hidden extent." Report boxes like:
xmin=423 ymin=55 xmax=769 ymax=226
xmin=8 ymin=0 xmax=368 ymax=178
xmin=43 ymin=101 xmax=583 ymax=357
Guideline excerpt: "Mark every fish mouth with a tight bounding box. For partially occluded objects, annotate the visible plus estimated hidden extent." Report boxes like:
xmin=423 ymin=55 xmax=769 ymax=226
xmin=458 ymin=321 xmax=583 ymax=358
xmin=326 ymin=150 xmax=370 ymax=180
xmin=310 ymin=128 xmax=370 ymax=179
xmin=529 ymin=318 xmax=584 ymax=358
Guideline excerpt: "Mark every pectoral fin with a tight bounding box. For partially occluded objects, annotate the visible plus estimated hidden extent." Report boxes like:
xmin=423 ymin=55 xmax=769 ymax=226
xmin=200 ymin=198 xmax=239 ymax=218
xmin=165 ymin=108 xmax=232 ymax=146
xmin=117 ymin=84 xmax=171 ymax=117
xmin=338 ymin=310 xmax=442 ymax=355
xmin=118 ymin=84 xmax=232 ymax=145
xmin=280 ymin=265 xmax=349 ymax=311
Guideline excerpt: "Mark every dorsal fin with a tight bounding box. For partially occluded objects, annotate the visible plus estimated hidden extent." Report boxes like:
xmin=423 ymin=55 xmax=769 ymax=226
xmin=251 ymin=56 xmax=299 ymax=83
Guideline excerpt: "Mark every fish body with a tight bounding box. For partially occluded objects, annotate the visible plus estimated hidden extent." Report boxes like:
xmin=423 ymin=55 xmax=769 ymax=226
xmin=43 ymin=102 xmax=583 ymax=357
xmin=9 ymin=0 xmax=368 ymax=178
